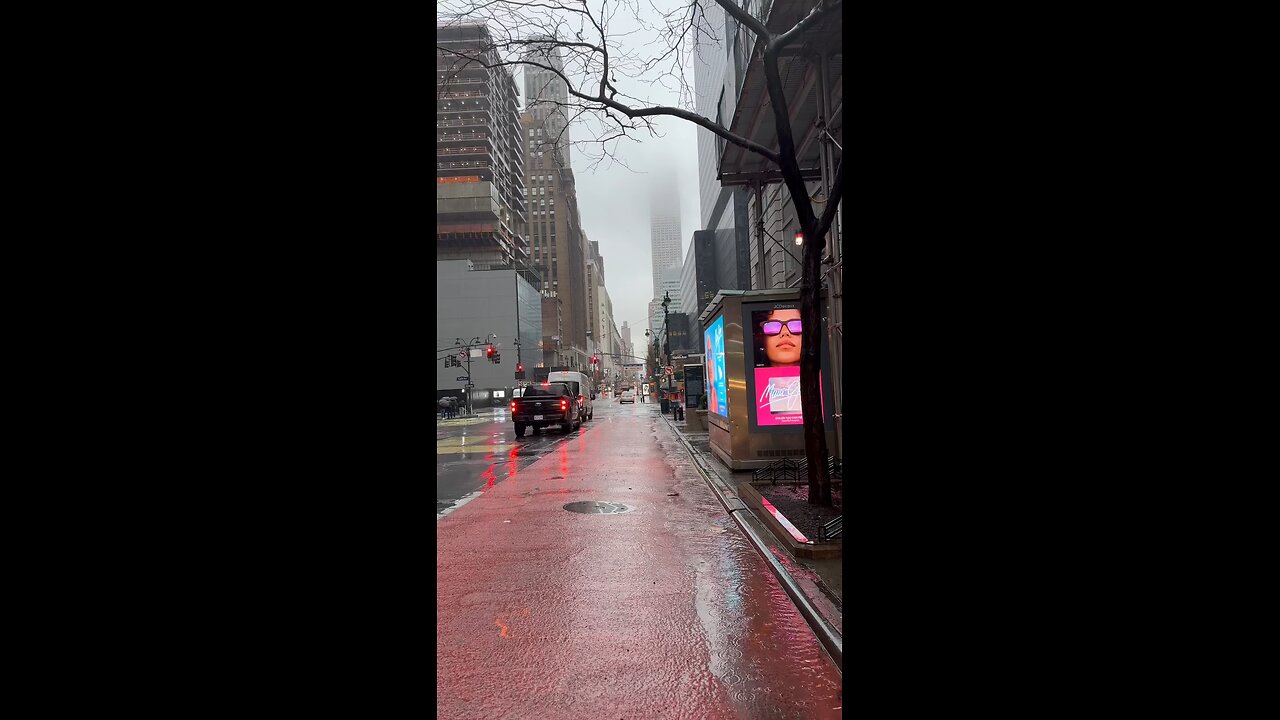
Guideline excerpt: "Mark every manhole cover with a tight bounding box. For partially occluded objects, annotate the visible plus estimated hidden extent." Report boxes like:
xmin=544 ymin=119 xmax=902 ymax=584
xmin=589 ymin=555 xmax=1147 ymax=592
xmin=563 ymin=501 xmax=633 ymax=515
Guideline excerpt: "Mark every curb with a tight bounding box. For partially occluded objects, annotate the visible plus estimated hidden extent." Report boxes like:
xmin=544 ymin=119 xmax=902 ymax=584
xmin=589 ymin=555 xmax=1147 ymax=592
xmin=737 ymin=482 xmax=842 ymax=560
xmin=659 ymin=413 xmax=843 ymax=672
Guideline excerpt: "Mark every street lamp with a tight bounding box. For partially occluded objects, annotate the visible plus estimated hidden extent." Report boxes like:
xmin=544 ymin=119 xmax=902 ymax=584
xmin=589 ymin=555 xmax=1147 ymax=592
xmin=661 ymin=292 xmax=671 ymax=365
xmin=660 ymin=292 xmax=672 ymax=413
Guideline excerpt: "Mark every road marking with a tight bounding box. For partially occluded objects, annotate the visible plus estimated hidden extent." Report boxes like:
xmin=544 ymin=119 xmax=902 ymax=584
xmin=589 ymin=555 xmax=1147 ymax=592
xmin=436 ymin=490 xmax=482 ymax=521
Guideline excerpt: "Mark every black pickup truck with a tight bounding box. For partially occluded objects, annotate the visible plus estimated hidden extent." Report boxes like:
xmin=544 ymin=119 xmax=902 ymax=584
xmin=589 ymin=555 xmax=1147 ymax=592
xmin=511 ymin=382 xmax=581 ymax=436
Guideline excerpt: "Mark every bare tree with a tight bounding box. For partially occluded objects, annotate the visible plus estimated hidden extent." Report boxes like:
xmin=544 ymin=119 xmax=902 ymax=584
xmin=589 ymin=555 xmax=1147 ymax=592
xmin=438 ymin=0 xmax=842 ymax=506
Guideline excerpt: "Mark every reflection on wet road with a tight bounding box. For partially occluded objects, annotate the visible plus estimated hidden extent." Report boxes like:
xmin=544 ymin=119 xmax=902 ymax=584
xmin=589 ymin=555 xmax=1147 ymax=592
xmin=436 ymin=399 xmax=842 ymax=719
xmin=436 ymin=400 xmax=641 ymax=518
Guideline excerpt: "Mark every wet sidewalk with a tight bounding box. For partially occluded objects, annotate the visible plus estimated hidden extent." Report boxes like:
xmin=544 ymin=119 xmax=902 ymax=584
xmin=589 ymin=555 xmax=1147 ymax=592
xmin=660 ymin=412 xmax=844 ymax=639
xmin=436 ymin=406 xmax=503 ymax=426
xmin=436 ymin=405 xmax=842 ymax=719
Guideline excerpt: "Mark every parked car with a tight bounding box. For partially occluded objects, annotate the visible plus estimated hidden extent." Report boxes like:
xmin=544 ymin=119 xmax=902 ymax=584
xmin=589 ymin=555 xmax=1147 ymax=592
xmin=510 ymin=382 xmax=581 ymax=436
xmin=547 ymin=370 xmax=594 ymax=422
xmin=619 ymin=389 xmax=636 ymax=404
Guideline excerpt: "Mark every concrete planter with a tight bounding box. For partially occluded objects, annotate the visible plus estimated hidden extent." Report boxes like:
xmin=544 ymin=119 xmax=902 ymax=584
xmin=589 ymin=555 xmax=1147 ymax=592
xmin=738 ymin=481 xmax=842 ymax=560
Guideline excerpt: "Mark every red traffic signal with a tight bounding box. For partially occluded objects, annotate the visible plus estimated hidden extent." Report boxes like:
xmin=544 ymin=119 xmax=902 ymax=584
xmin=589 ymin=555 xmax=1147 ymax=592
xmin=517 ymin=363 xmax=524 ymax=373
xmin=486 ymin=345 xmax=494 ymax=358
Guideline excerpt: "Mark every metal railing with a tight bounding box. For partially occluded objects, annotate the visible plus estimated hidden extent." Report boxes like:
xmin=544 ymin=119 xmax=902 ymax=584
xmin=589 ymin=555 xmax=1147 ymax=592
xmin=753 ymin=455 xmax=842 ymax=483
xmin=818 ymin=516 xmax=842 ymax=541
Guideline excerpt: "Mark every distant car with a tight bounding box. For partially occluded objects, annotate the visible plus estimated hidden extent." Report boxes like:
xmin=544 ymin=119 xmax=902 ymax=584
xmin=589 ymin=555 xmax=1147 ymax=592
xmin=619 ymin=389 xmax=636 ymax=404
xmin=511 ymin=382 xmax=581 ymax=436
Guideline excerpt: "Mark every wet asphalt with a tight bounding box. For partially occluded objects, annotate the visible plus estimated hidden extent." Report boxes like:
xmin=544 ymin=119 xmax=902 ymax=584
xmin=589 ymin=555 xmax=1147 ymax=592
xmin=436 ymin=400 xmax=620 ymax=517
xmin=436 ymin=397 xmax=842 ymax=719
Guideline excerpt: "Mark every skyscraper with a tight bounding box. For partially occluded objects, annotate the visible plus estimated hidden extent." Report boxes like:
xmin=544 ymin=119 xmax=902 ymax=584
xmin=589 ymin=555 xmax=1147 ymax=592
xmin=523 ymin=110 xmax=589 ymax=370
xmin=436 ymin=23 xmax=527 ymax=265
xmin=523 ymin=36 xmax=572 ymax=167
xmin=691 ymin=2 xmax=754 ymax=290
xmin=649 ymin=181 xmax=682 ymax=297
xmin=648 ymin=265 xmax=683 ymax=340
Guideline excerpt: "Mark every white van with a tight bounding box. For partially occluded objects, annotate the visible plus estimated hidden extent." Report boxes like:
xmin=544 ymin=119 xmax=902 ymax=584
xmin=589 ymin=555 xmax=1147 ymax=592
xmin=547 ymin=371 xmax=594 ymax=421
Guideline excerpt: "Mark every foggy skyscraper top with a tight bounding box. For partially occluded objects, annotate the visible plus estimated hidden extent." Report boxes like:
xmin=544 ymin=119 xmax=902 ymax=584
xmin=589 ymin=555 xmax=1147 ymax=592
xmin=649 ymin=180 xmax=682 ymax=297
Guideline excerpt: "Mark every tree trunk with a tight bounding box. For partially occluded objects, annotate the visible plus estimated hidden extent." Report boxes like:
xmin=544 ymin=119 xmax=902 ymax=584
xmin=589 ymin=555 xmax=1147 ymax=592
xmin=799 ymin=218 xmax=832 ymax=507
xmin=760 ymin=44 xmax=832 ymax=508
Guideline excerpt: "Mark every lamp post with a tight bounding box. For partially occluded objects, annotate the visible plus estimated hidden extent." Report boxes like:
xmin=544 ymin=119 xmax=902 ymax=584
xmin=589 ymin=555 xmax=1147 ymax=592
xmin=661 ymin=292 xmax=672 ymax=413
xmin=661 ymin=292 xmax=671 ymax=366
xmin=644 ymin=328 xmax=658 ymax=402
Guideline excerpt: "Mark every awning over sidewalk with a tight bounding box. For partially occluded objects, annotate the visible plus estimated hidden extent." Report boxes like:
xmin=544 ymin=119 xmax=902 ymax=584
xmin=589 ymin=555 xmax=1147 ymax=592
xmin=718 ymin=0 xmax=843 ymax=187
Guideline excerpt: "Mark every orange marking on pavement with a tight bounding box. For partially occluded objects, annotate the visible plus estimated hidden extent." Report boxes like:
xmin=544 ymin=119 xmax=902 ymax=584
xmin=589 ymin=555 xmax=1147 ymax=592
xmin=495 ymin=618 xmax=510 ymax=638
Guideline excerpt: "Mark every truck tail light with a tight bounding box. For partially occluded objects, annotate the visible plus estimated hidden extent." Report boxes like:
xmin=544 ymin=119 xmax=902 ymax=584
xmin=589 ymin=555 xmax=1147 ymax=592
xmin=560 ymin=399 xmax=568 ymax=410
xmin=511 ymin=401 xmax=517 ymax=411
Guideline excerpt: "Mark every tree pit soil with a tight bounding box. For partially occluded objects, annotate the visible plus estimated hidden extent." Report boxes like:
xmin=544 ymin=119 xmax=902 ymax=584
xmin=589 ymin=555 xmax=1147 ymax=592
xmin=759 ymin=482 xmax=842 ymax=542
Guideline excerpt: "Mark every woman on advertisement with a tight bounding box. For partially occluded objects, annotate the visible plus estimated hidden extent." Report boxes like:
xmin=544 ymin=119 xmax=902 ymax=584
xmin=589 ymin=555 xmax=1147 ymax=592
xmin=752 ymin=307 xmax=805 ymax=422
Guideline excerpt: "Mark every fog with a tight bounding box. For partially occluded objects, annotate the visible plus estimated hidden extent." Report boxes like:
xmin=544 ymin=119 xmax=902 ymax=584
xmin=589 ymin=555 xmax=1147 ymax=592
xmin=510 ymin=0 xmax=711 ymax=346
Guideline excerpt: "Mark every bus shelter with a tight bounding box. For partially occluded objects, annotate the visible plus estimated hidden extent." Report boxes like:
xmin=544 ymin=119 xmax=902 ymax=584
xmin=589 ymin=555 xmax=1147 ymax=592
xmin=698 ymin=289 xmax=836 ymax=470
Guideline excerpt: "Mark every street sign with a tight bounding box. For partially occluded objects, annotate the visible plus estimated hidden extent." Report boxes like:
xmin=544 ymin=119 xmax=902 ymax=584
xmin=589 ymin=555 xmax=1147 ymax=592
xmin=456 ymin=376 xmax=469 ymax=381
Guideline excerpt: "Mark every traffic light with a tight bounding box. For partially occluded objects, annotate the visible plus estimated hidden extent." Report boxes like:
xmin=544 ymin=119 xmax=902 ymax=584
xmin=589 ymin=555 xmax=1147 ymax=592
xmin=517 ymin=363 xmax=524 ymax=373
xmin=494 ymin=353 xmax=501 ymax=364
xmin=486 ymin=345 xmax=495 ymax=361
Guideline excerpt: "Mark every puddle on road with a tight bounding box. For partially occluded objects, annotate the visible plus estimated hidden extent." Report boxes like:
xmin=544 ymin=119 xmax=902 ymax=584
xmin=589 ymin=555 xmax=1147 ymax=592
xmin=592 ymin=437 xmax=842 ymax=718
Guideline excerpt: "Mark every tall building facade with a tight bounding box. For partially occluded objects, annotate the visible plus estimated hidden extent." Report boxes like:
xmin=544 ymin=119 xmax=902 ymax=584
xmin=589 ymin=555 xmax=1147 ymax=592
xmin=586 ymin=238 xmax=603 ymax=358
xmin=691 ymin=2 xmax=754 ymax=288
xmin=522 ymin=111 xmax=589 ymax=370
xmin=649 ymin=181 xmax=683 ymax=297
xmin=523 ymin=37 xmax=572 ymax=167
xmin=709 ymin=0 xmax=840 ymax=292
xmin=437 ymin=24 xmax=528 ymax=265
xmin=648 ymin=264 xmax=684 ymax=340
xmin=436 ymin=260 xmax=542 ymax=407
xmin=621 ymin=321 xmax=633 ymax=361
xmin=680 ymin=238 xmax=698 ymax=325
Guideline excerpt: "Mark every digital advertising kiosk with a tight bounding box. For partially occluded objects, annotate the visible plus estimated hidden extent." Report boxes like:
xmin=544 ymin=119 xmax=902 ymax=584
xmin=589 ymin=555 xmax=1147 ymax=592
xmin=698 ymin=288 xmax=836 ymax=470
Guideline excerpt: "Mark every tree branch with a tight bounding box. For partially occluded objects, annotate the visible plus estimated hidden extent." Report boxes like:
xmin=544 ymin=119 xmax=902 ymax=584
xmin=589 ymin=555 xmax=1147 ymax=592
xmin=712 ymin=0 xmax=770 ymax=41
xmin=772 ymin=0 xmax=842 ymax=52
xmin=760 ymin=44 xmax=817 ymax=240
xmin=438 ymin=45 xmax=781 ymax=164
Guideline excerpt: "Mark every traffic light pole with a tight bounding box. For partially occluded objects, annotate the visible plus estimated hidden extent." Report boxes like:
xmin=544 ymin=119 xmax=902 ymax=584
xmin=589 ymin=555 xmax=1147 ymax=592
xmin=464 ymin=350 xmax=473 ymax=415
xmin=437 ymin=333 xmax=501 ymax=417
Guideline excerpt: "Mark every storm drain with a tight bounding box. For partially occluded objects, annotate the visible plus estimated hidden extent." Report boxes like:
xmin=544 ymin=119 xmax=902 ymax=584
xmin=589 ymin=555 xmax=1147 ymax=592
xmin=563 ymin=501 xmax=633 ymax=515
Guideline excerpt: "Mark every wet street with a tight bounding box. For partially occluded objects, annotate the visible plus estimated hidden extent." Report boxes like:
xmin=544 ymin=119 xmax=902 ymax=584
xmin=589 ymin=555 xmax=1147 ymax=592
xmin=436 ymin=401 xmax=611 ymax=517
xmin=436 ymin=397 xmax=842 ymax=719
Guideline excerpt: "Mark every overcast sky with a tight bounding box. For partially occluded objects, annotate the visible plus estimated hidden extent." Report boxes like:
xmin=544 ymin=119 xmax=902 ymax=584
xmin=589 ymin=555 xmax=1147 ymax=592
xmin=574 ymin=125 xmax=701 ymax=341
xmin=510 ymin=0 xmax=709 ymax=347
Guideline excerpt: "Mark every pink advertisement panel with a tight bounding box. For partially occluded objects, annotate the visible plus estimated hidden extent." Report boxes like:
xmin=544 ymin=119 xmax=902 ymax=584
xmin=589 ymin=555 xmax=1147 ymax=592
xmin=752 ymin=367 xmax=824 ymax=426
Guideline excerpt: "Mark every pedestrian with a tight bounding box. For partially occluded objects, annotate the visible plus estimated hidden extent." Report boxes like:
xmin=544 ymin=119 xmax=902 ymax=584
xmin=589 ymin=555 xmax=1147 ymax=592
xmin=439 ymin=396 xmax=449 ymax=420
xmin=445 ymin=397 xmax=456 ymax=419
